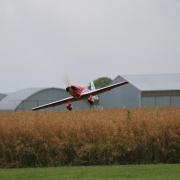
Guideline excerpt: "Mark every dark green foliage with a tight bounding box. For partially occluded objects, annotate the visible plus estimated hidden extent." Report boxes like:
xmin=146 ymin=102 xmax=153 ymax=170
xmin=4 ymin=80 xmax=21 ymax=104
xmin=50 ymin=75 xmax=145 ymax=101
xmin=93 ymin=77 xmax=112 ymax=88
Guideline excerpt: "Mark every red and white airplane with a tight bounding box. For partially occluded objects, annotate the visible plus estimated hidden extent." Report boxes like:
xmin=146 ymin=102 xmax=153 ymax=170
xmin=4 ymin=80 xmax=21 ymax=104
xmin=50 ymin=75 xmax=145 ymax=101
xmin=32 ymin=80 xmax=128 ymax=111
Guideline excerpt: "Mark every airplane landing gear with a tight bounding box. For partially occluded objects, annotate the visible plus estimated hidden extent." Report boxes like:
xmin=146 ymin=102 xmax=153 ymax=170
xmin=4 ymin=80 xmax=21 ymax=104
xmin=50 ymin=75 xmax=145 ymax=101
xmin=87 ymin=95 xmax=94 ymax=105
xmin=66 ymin=103 xmax=72 ymax=111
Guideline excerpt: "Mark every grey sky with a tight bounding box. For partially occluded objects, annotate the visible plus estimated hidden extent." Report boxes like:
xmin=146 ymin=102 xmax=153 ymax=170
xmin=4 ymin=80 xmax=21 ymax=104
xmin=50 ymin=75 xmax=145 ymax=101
xmin=0 ymin=0 xmax=180 ymax=92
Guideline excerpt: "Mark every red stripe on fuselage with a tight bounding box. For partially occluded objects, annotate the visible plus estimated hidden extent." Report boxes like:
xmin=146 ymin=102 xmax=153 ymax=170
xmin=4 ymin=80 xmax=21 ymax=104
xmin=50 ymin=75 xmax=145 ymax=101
xmin=69 ymin=86 xmax=85 ymax=97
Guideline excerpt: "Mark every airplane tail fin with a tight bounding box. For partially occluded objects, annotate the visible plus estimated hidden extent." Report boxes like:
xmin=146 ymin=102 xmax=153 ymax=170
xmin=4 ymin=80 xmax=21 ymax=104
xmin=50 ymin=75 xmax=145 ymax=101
xmin=90 ymin=81 xmax=96 ymax=90
xmin=90 ymin=81 xmax=99 ymax=103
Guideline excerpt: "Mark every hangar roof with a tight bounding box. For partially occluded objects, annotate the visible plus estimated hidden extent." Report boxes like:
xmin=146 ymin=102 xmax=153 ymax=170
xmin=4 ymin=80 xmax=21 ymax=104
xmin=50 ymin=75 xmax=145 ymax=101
xmin=116 ymin=74 xmax=180 ymax=91
xmin=0 ymin=88 xmax=65 ymax=111
xmin=0 ymin=93 xmax=7 ymax=101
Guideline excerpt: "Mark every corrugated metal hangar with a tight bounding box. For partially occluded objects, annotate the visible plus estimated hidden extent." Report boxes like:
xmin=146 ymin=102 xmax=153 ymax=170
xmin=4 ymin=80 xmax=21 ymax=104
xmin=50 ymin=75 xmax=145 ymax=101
xmin=0 ymin=93 xmax=7 ymax=101
xmin=0 ymin=74 xmax=180 ymax=111
xmin=100 ymin=74 xmax=180 ymax=108
xmin=0 ymin=88 xmax=89 ymax=111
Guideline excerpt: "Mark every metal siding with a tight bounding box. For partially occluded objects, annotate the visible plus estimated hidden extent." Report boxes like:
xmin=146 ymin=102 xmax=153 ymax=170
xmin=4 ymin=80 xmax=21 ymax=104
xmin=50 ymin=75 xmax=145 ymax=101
xmin=141 ymin=97 xmax=155 ymax=107
xmin=0 ymin=94 xmax=6 ymax=101
xmin=0 ymin=88 xmax=46 ymax=111
xmin=141 ymin=94 xmax=180 ymax=107
xmin=100 ymin=83 xmax=140 ymax=108
xmin=171 ymin=96 xmax=180 ymax=106
xmin=155 ymin=96 xmax=170 ymax=107
xmin=142 ymin=91 xmax=180 ymax=97
xmin=17 ymin=88 xmax=89 ymax=111
xmin=122 ymin=74 xmax=180 ymax=91
xmin=102 ymin=75 xmax=180 ymax=109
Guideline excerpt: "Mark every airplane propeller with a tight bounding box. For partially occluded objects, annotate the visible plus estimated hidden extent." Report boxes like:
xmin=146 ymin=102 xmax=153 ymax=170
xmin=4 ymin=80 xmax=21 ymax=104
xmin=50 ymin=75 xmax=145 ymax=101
xmin=63 ymin=76 xmax=71 ymax=87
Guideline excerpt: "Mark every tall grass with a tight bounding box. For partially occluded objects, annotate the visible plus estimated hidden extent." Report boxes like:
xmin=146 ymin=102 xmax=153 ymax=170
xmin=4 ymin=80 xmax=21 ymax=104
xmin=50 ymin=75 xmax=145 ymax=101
xmin=0 ymin=108 xmax=179 ymax=167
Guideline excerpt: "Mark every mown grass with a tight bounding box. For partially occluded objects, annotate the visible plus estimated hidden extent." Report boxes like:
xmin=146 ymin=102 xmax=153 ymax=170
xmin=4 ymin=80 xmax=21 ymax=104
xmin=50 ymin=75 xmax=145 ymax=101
xmin=0 ymin=164 xmax=179 ymax=180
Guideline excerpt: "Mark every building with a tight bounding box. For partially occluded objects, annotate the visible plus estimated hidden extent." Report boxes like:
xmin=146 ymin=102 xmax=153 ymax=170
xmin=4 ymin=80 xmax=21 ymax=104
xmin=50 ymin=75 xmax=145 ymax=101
xmin=1 ymin=74 xmax=180 ymax=111
xmin=0 ymin=93 xmax=7 ymax=101
xmin=0 ymin=88 xmax=89 ymax=111
xmin=100 ymin=74 xmax=180 ymax=108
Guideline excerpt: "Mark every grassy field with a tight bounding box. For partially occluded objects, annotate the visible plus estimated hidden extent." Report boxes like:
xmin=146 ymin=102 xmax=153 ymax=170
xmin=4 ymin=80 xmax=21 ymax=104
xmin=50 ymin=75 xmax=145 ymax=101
xmin=0 ymin=164 xmax=179 ymax=180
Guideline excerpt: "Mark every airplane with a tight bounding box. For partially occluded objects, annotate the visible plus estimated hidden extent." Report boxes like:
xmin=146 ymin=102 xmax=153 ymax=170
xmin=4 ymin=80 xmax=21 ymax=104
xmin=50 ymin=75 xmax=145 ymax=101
xmin=32 ymin=80 xmax=128 ymax=111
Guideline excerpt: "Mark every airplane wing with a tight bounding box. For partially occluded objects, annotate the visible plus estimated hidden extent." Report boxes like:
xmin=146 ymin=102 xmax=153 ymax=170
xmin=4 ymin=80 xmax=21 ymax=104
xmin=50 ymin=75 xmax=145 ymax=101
xmin=32 ymin=81 xmax=128 ymax=111
xmin=32 ymin=96 xmax=76 ymax=111
xmin=81 ymin=81 xmax=128 ymax=97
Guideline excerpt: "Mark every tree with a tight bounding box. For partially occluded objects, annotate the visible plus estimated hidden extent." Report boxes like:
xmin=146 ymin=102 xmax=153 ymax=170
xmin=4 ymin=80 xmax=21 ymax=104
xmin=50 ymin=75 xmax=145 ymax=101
xmin=93 ymin=77 xmax=112 ymax=89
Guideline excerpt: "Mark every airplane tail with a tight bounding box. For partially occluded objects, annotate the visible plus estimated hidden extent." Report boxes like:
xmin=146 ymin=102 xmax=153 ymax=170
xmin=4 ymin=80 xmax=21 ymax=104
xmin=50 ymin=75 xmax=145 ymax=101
xmin=90 ymin=81 xmax=96 ymax=90
xmin=90 ymin=81 xmax=99 ymax=103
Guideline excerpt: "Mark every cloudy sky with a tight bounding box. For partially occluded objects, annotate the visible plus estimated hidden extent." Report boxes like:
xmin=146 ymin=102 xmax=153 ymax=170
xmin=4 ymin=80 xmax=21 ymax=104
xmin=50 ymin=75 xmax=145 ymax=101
xmin=0 ymin=0 xmax=180 ymax=92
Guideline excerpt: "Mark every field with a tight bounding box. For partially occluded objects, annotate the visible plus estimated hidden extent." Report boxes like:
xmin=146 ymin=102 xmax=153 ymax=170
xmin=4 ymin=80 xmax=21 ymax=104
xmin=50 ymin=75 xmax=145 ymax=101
xmin=0 ymin=108 xmax=180 ymax=167
xmin=0 ymin=164 xmax=180 ymax=180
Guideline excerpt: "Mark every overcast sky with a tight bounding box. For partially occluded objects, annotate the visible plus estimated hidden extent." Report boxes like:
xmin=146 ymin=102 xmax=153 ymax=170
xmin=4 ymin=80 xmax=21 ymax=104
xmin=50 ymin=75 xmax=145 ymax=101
xmin=0 ymin=0 xmax=180 ymax=92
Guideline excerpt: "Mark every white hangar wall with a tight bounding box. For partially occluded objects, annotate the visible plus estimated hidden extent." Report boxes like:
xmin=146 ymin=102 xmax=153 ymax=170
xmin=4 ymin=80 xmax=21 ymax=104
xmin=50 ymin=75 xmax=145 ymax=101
xmin=20 ymin=88 xmax=90 ymax=111
xmin=0 ymin=88 xmax=89 ymax=112
xmin=141 ymin=91 xmax=180 ymax=107
xmin=0 ymin=93 xmax=7 ymax=101
xmin=100 ymin=74 xmax=180 ymax=108
xmin=99 ymin=76 xmax=140 ymax=108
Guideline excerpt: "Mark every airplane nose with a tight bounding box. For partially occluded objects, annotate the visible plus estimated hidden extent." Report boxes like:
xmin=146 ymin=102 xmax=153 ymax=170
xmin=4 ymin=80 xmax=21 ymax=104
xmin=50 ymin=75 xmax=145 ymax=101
xmin=66 ymin=87 xmax=70 ymax=92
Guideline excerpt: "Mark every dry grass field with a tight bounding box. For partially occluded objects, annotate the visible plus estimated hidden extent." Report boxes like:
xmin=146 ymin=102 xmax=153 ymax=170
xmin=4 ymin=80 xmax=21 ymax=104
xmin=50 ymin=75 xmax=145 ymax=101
xmin=0 ymin=108 xmax=179 ymax=167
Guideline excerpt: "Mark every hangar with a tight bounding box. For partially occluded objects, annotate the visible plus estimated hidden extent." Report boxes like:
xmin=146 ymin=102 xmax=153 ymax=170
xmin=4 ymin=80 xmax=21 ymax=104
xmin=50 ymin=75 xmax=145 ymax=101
xmin=0 ymin=88 xmax=89 ymax=111
xmin=1 ymin=74 xmax=180 ymax=111
xmin=0 ymin=93 xmax=7 ymax=101
xmin=100 ymin=74 xmax=180 ymax=108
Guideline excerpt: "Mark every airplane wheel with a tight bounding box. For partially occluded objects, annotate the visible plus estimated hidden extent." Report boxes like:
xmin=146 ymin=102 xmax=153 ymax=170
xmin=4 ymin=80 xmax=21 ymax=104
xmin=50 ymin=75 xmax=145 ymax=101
xmin=88 ymin=100 xmax=94 ymax=105
xmin=67 ymin=107 xmax=72 ymax=111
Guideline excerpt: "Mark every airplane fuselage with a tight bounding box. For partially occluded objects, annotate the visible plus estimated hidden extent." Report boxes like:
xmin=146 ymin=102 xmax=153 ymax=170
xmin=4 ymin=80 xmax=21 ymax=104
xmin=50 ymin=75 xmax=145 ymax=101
xmin=66 ymin=85 xmax=85 ymax=97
